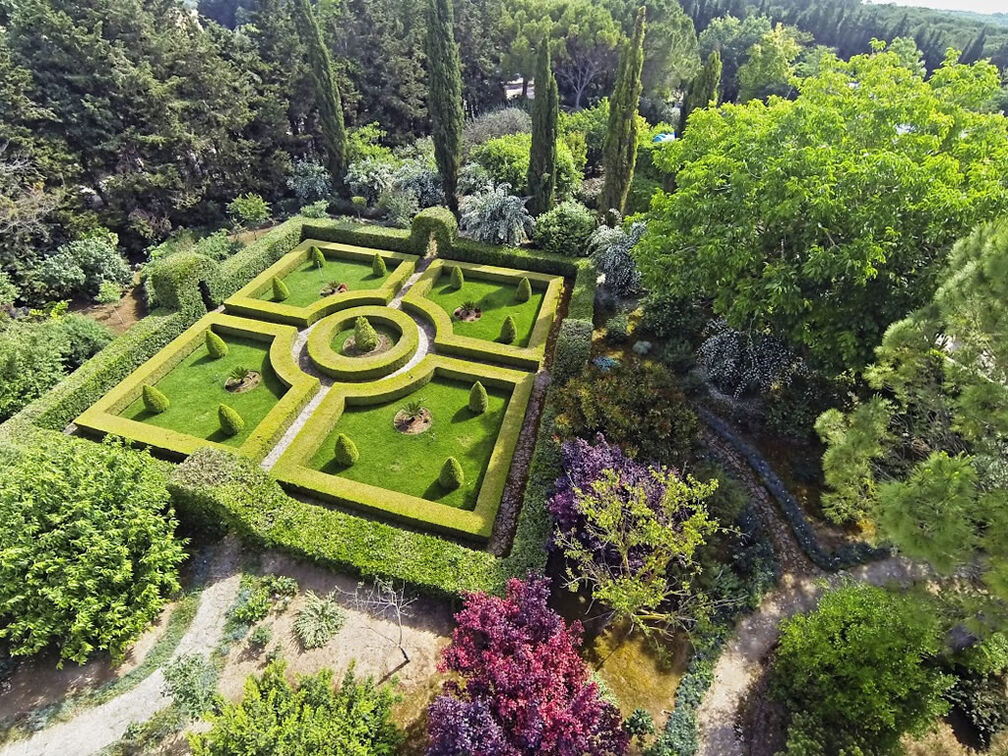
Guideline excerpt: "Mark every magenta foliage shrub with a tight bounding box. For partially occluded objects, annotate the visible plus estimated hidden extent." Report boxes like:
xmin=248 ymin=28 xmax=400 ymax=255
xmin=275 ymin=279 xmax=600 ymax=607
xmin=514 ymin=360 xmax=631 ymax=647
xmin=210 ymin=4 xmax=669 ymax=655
xmin=426 ymin=576 xmax=628 ymax=756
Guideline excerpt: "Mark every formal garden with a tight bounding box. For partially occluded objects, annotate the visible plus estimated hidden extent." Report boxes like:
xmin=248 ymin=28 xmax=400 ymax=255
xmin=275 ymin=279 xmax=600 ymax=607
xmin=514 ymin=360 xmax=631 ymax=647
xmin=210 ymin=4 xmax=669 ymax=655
xmin=1 ymin=0 xmax=1007 ymax=753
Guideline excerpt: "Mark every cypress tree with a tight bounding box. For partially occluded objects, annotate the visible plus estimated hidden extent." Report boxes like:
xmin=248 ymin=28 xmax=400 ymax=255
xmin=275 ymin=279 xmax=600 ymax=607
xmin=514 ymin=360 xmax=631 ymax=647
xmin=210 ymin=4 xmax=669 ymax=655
xmin=425 ymin=0 xmax=464 ymax=215
xmin=600 ymin=6 xmax=646 ymax=219
xmin=292 ymin=0 xmax=346 ymax=188
xmin=527 ymin=36 xmax=558 ymax=217
xmin=680 ymin=50 xmax=721 ymax=135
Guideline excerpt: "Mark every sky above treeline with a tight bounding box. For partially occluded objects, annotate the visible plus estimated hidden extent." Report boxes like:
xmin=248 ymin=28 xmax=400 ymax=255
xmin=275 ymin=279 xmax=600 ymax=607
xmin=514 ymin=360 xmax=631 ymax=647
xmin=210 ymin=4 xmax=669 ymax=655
xmin=866 ymin=0 xmax=1007 ymax=15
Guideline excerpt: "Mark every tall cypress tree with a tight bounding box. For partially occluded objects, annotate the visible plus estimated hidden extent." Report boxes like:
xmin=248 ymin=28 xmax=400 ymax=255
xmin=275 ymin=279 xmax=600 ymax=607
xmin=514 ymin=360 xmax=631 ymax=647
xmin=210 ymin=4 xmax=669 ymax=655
xmin=600 ymin=6 xmax=646 ymax=219
xmin=679 ymin=50 xmax=721 ymax=134
xmin=528 ymin=37 xmax=558 ymax=217
xmin=426 ymin=0 xmax=464 ymax=215
xmin=291 ymin=0 xmax=346 ymax=188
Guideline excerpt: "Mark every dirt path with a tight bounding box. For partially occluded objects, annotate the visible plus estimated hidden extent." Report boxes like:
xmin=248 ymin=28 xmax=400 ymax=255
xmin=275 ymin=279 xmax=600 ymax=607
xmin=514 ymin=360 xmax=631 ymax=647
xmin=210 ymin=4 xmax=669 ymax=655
xmin=696 ymin=557 xmax=932 ymax=756
xmin=0 ymin=539 xmax=242 ymax=756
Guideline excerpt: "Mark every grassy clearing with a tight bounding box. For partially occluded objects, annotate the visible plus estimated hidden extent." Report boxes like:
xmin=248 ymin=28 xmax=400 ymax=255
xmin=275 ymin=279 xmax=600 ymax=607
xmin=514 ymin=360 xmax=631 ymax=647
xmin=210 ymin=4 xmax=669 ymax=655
xmin=309 ymin=378 xmax=510 ymax=510
xmin=427 ymin=276 xmax=545 ymax=347
xmin=256 ymin=257 xmax=386 ymax=307
xmin=120 ymin=335 xmax=285 ymax=446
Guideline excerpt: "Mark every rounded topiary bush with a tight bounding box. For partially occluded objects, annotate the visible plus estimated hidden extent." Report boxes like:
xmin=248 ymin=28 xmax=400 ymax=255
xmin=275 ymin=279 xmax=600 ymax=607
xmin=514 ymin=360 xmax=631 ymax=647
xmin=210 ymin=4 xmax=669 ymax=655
xmin=450 ymin=265 xmax=465 ymax=290
xmin=333 ymin=433 xmax=359 ymax=466
xmin=469 ymin=381 xmax=488 ymax=414
xmin=311 ymin=247 xmax=326 ymax=269
xmin=205 ymin=329 xmax=228 ymax=359
xmin=439 ymin=457 xmax=464 ymax=491
xmin=516 ymin=276 xmax=532 ymax=302
xmin=354 ymin=316 xmax=379 ymax=353
xmin=142 ymin=384 xmax=169 ymax=414
xmin=218 ymin=403 xmax=245 ymax=436
xmin=499 ymin=315 xmax=517 ymax=344
xmin=272 ymin=276 xmax=290 ymax=301
xmin=532 ymin=200 xmax=597 ymax=257
xmin=372 ymin=253 xmax=388 ymax=277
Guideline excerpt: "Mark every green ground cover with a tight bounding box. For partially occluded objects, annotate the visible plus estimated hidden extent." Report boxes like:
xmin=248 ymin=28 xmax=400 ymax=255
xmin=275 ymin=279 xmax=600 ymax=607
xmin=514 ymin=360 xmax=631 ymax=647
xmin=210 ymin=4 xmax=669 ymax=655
xmin=121 ymin=335 xmax=286 ymax=447
xmin=256 ymin=256 xmax=386 ymax=307
xmin=308 ymin=377 xmax=509 ymax=510
xmin=332 ymin=323 xmax=399 ymax=355
xmin=427 ymin=276 xmax=545 ymax=347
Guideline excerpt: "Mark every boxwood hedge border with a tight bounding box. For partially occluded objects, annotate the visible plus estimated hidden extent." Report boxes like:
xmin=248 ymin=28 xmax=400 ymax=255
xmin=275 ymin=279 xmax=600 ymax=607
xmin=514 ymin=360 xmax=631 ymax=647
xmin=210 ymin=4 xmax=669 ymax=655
xmin=306 ymin=305 xmax=420 ymax=381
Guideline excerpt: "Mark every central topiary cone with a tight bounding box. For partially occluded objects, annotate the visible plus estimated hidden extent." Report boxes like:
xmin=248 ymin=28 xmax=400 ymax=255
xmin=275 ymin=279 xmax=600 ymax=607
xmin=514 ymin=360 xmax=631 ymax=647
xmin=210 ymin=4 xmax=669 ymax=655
xmin=311 ymin=247 xmax=325 ymax=268
xmin=372 ymin=253 xmax=387 ymax=276
xmin=218 ymin=403 xmax=245 ymax=436
xmin=142 ymin=384 xmax=169 ymax=414
xmin=439 ymin=456 xmax=464 ymax=490
xmin=333 ymin=433 xmax=359 ymax=466
xmin=272 ymin=276 xmax=290 ymax=301
xmin=469 ymin=381 xmax=488 ymax=414
xmin=450 ymin=265 xmax=464 ymax=290
xmin=499 ymin=315 xmax=517 ymax=344
xmin=516 ymin=276 xmax=532 ymax=302
xmin=354 ymin=316 xmax=379 ymax=352
xmin=205 ymin=329 xmax=228 ymax=359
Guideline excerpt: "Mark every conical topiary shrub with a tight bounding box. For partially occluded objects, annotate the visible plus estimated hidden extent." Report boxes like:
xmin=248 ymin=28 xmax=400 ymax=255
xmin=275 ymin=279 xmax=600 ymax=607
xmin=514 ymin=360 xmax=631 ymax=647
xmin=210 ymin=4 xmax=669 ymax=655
xmin=439 ymin=457 xmax=464 ymax=491
xmin=372 ymin=253 xmax=387 ymax=276
xmin=450 ymin=265 xmax=464 ymax=290
xmin=218 ymin=403 xmax=245 ymax=436
xmin=354 ymin=316 xmax=379 ymax=352
xmin=499 ymin=315 xmax=517 ymax=344
xmin=311 ymin=247 xmax=326 ymax=268
xmin=272 ymin=276 xmax=290 ymax=301
xmin=206 ymin=329 xmax=228 ymax=359
xmin=333 ymin=433 xmax=359 ymax=466
xmin=469 ymin=381 xmax=488 ymax=414
xmin=142 ymin=384 xmax=169 ymax=414
xmin=516 ymin=277 xmax=532 ymax=302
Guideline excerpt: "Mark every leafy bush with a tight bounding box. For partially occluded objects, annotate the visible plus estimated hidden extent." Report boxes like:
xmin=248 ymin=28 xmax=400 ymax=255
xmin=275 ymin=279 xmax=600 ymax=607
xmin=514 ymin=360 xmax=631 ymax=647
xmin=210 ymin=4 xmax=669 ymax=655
xmin=697 ymin=318 xmax=804 ymax=398
xmin=587 ymin=220 xmax=645 ymax=298
xmin=228 ymin=573 xmax=299 ymax=629
xmin=532 ymin=201 xmax=597 ymax=257
xmin=59 ymin=312 xmax=114 ymax=368
xmin=559 ymin=99 xmax=609 ymax=170
xmin=205 ymin=329 xmax=228 ymax=359
xmin=347 ymin=122 xmax=395 ymax=162
xmin=499 ymin=314 xmax=517 ymax=344
xmin=0 ymin=439 xmax=185 ymax=664
xmin=294 ymin=591 xmax=345 ymax=649
xmin=271 ymin=276 xmax=289 ymax=301
xmin=190 ymin=659 xmax=401 ymax=755
xmin=345 ymin=156 xmax=397 ymax=205
xmin=553 ymin=360 xmax=700 ymax=468
xmin=377 ymin=189 xmax=418 ymax=229
xmin=334 ymin=433 xmax=359 ymax=467
xmin=0 ymin=272 xmax=19 ymax=308
xmin=218 ymin=403 xmax=245 ymax=436
xmin=372 ymin=253 xmax=387 ymax=276
xmin=142 ymin=384 xmax=169 ymax=413
xmin=299 ymin=200 xmax=329 ymax=218
xmin=30 ymin=230 xmax=131 ymax=301
xmin=391 ymin=157 xmax=444 ymax=208
xmin=946 ymin=673 xmax=1008 ymax=746
xmin=471 ymin=133 xmax=581 ymax=198
xmin=227 ymin=193 xmax=271 ymax=229
xmin=516 ymin=276 xmax=531 ymax=302
xmin=458 ymin=162 xmax=493 ymax=195
xmin=439 ymin=457 xmax=464 ymax=490
xmin=460 ymin=183 xmax=534 ymax=245
xmin=463 ymin=107 xmax=532 ymax=151
xmin=286 ymin=158 xmax=332 ymax=204
xmin=552 ymin=318 xmax=593 ymax=385
xmin=353 ymin=316 xmax=379 ymax=352
xmin=469 ymin=381 xmax=488 ymax=414
xmin=162 ymin=653 xmax=219 ymax=719
xmin=248 ymin=623 xmax=272 ymax=649
xmin=639 ymin=292 xmax=707 ymax=342
xmin=606 ymin=313 xmax=630 ymax=343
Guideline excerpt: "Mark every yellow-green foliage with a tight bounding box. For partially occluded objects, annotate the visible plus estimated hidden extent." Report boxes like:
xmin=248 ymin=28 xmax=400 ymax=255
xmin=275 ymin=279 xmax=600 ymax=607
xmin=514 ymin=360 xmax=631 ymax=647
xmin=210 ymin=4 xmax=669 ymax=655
xmin=311 ymin=247 xmax=325 ymax=269
xmin=272 ymin=276 xmax=290 ymax=301
xmin=499 ymin=315 xmax=517 ymax=344
xmin=439 ymin=456 xmax=464 ymax=490
xmin=450 ymin=265 xmax=464 ymax=289
xmin=516 ymin=276 xmax=532 ymax=302
xmin=334 ymin=433 xmax=359 ymax=466
xmin=372 ymin=253 xmax=387 ymax=276
xmin=142 ymin=384 xmax=169 ymax=414
xmin=354 ymin=316 xmax=379 ymax=352
xmin=218 ymin=403 xmax=245 ymax=436
xmin=469 ymin=381 xmax=488 ymax=414
xmin=205 ymin=329 xmax=228 ymax=359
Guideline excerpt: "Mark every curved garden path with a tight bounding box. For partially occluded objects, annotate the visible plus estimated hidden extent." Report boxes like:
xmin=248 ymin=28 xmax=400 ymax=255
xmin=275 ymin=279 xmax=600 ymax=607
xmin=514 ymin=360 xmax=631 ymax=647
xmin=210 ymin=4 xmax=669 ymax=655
xmin=0 ymin=539 xmax=242 ymax=756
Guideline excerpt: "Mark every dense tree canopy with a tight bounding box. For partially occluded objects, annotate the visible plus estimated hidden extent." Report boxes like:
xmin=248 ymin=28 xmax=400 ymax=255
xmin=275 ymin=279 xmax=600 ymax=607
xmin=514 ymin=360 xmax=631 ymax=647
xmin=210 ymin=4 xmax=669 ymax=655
xmin=636 ymin=44 xmax=1008 ymax=374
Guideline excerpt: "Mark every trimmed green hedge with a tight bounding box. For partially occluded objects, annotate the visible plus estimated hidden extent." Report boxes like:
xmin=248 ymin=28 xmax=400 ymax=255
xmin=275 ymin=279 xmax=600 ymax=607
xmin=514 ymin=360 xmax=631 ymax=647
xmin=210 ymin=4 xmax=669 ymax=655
xmin=299 ymin=221 xmax=415 ymax=254
xmin=410 ymin=206 xmax=458 ymax=254
xmin=552 ymin=318 xmax=594 ymax=384
xmin=306 ymin=306 xmax=420 ymax=381
xmin=145 ymin=252 xmax=219 ymax=316
xmin=206 ymin=219 xmax=304 ymax=305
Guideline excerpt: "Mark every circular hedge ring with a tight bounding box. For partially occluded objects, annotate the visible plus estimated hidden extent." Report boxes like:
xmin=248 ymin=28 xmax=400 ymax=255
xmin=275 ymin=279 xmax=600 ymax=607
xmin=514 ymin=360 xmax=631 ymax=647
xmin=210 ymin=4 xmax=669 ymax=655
xmin=307 ymin=306 xmax=420 ymax=381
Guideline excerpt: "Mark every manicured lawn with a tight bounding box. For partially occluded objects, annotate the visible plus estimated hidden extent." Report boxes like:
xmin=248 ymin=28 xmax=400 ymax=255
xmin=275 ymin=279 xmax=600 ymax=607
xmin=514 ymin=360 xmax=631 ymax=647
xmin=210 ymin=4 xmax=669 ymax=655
xmin=121 ymin=335 xmax=286 ymax=446
xmin=332 ymin=323 xmax=399 ymax=355
xmin=309 ymin=378 xmax=510 ymax=509
xmin=427 ymin=275 xmax=545 ymax=347
xmin=256 ymin=256 xmax=387 ymax=307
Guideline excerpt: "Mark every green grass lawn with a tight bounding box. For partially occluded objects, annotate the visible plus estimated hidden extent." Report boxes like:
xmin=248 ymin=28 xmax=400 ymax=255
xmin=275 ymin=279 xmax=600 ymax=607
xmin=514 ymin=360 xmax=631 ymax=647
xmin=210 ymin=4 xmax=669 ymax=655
xmin=121 ymin=335 xmax=286 ymax=446
xmin=257 ymin=255 xmax=387 ymax=307
xmin=332 ymin=323 xmax=399 ymax=355
xmin=427 ymin=275 xmax=545 ymax=347
xmin=309 ymin=378 xmax=510 ymax=509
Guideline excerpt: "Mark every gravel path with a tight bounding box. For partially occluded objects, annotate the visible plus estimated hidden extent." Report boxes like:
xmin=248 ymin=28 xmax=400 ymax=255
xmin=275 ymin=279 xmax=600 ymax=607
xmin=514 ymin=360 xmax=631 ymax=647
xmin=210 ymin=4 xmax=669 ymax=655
xmin=1 ymin=539 xmax=242 ymax=756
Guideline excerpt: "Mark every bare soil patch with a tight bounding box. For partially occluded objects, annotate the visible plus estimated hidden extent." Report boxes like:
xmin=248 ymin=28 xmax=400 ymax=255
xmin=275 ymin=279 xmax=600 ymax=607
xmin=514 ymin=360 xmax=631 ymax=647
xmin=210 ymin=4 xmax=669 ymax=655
xmin=225 ymin=370 xmax=261 ymax=393
xmin=342 ymin=332 xmax=392 ymax=357
xmin=394 ymin=408 xmax=432 ymax=435
xmin=453 ymin=306 xmax=482 ymax=322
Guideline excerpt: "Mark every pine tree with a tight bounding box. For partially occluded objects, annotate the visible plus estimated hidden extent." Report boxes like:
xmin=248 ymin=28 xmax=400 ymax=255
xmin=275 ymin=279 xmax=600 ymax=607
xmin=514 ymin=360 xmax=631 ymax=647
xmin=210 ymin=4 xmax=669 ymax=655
xmin=291 ymin=0 xmax=346 ymax=188
xmin=426 ymin=0 xmax=464 ymax=215
xmin=600 ymin=6 xmax=646 ymax=218
xmin=680 ymin=50 xmax=721 ymax=134
xmin=528 ymin=37 xmax=558 ymax=217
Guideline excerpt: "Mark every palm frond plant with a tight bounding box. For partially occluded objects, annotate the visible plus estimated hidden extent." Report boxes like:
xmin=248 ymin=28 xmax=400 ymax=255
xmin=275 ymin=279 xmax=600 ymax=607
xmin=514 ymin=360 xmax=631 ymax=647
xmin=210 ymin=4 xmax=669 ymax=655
xmin=294 ymin=591 xmax=345 ymax=649
xmin=400 ymin=399 xmax=425 ymax=423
